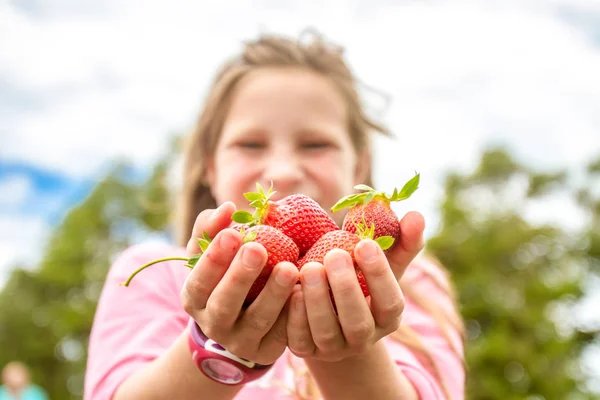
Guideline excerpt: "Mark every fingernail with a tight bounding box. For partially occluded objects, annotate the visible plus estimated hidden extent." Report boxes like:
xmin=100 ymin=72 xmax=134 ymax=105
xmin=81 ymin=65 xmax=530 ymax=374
xmin=303 ymin=268 xmax=322 ymax=287
xmin=358 ymin=240 xmax=378 ymax=263
xmin=275 ymin=268 xmax=294 ymax=286
xmin=219 ymin=230 xmax=238 ymax=250
xmin=329 ymin=252 xmax=350 ymax=275
xmin=242 ymin=246 xmax=263 ymax=269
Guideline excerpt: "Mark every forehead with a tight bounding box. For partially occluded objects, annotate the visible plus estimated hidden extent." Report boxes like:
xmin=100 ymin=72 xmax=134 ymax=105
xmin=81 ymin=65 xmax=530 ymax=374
xmin=224 ymin=67 xmax=348 ymax=131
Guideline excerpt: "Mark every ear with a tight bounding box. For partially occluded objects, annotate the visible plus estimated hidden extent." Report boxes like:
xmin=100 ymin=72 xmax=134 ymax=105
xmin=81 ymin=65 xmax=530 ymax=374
xmin=353 ymin=149 xmax=371 ymax=185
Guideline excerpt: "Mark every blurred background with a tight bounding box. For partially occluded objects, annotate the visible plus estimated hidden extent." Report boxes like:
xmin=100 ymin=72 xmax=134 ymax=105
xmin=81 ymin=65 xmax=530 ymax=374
xmin=1 ymin=0 xmax=599 ymax=399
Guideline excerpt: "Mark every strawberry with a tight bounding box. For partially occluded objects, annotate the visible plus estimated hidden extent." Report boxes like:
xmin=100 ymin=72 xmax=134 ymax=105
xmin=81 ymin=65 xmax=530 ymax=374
xmin=240 ymin=224 xmax=300 ymax=305
xmin=331 ymin=173 xmax=420 ymax=251
xmin=298 ymin=229 xmax=394 ymax=300
xmin=232 ymin=183 xmax=339 ymax=255
xmin=119 ymin=225 xmax=299 ymax=306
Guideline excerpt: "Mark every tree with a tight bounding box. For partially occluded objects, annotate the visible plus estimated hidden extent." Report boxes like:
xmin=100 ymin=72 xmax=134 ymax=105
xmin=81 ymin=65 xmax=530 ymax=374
xmin=426 ymin=147 xmax=599 ymax=399
xmin=1 ymin=141 xmax=597 ymax=399
xmin=0 ymin=154 xmax=175 ymax=398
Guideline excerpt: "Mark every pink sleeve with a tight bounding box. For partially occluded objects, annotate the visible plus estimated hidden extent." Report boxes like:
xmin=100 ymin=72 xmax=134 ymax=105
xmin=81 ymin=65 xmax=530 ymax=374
xmin=386 ymin=257 xmax=465 ymax=400
xmin=84 ymin=243 xmax=190 ymax=400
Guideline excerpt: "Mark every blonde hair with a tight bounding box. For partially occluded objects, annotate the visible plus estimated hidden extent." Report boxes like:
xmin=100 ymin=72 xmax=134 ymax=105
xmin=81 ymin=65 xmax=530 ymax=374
xmin=176 ymin=30 xmax=465 ymax=399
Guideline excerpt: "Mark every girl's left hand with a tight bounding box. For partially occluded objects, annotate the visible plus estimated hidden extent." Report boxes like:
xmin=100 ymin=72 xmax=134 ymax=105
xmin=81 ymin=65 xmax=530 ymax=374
xmin=287 ymin=211 xmax=425 ymax=362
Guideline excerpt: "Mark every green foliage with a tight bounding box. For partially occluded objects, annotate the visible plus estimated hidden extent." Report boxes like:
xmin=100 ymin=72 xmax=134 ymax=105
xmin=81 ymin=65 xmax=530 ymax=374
xmin=0 ymin=139 xmax=598 ymax=399
xmin=0 ymin=158 xmax=174 ymax=398
xmin=427 ymin=148 xmax=600 ymax=399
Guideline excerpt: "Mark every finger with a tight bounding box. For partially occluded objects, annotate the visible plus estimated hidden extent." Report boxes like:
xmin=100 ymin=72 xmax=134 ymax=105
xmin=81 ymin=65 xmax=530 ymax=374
xmin=324 ymin=250 xmax=374 ymax=347
xmin=238 ymin=261 xmax=298 ymax=341
xmin=181 ymin=228 xmax=243 ymax=313
xmin=386 ymin=211 xmax=426 ymax=281
xmin=301 ymin=262 xmax=345 ymax=354
xmin=258 ymin=295 xmax=293 ymax=362
xmin=205 ymin=242 xmax=268 ymax=331
xmin=355 ymin=239 xmax=405 ymax=330
xmin=286 ymin=285 xmax=315 ymax=358
xmin=187 ymin=201 xmax=237 ymax=255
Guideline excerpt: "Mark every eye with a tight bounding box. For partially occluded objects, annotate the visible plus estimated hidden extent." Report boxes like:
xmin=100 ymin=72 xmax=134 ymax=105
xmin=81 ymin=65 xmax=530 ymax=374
xmin=302 ymin=142 xmax=331 ymax=150
xmin=238 ymin=141 xmax=265 ymax=149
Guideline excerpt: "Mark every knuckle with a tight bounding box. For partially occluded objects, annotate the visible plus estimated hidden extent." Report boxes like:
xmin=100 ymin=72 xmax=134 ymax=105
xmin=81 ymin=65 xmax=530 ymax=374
xmin=290 ymin=337 xmax=314 ymax=357
xmin=180 ymin=290 xmax=194 ymax=315
xmin=271 ymin=325 xmax=288 ymax=347
xmin=388 ymin=315 xmax=402 ymax=334
xmin=334 ymin=280 xmax=357 ymax=298
xmin=227 ymin=269 xmax=255 ymax=287
xmin=245 ymin=314 xmax=272 ymax=334
xmin=369 ymin=263 xmax=389 ymax=279
xmin=345 ymin=320 xmax=374 ymax=345
xmin=380 ymin=295 xmax=405 ymax=320
xmin=313 ymin=330 xmax=340 ymax=351
xmin=185 ymin=275 xmax=211 ymax=299
xmin=206 ymin=300 xmax=231 ymax=326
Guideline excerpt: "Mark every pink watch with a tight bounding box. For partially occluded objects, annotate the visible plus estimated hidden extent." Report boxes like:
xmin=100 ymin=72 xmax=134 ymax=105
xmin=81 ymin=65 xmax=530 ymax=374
xmin=187 ymin=318 xmax=274 ymax=385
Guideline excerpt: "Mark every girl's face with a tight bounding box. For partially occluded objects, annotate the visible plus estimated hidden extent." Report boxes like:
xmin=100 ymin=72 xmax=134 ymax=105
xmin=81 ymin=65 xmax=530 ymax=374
xmin=207 ymin=67 xmax=367 ymax=225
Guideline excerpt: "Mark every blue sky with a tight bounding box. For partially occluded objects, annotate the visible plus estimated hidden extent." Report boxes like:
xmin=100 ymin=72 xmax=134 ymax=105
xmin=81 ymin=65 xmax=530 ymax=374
xmin=1 ymin=0 xmax=600 ymax=388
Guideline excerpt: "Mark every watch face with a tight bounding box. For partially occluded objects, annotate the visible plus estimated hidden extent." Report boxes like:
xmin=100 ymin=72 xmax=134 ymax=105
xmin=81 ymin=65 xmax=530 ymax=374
xmin=201 ymin=359 xmax=244 ymax=385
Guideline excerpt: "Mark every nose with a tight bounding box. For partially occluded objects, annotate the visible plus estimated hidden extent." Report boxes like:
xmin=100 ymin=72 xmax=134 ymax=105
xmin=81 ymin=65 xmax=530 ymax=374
xmin=261 ymin=152 xmax=304 ymax=195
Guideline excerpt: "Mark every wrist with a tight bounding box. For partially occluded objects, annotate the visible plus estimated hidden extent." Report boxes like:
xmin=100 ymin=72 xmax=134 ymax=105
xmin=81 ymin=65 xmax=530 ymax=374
xmin=304 ymin=340 xmax=417 ymax=400
xmin=187 ymin=318 xmax=274 ymax=385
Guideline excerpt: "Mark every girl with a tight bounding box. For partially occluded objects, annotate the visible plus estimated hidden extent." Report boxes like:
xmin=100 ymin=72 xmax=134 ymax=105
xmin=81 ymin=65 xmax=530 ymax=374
xmin=84 ymin=31 xmax=465 ymax=400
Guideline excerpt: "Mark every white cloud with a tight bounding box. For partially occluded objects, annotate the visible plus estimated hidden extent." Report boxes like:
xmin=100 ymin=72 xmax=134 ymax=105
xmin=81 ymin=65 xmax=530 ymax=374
xmin=2 ymin=0 xmax=599 ymax=181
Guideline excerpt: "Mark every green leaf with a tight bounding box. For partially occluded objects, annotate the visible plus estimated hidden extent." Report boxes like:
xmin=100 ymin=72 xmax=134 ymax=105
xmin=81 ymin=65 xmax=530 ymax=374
xmin=375 ymin=236 xmax=394 ymax=251
xmin=243 ymin=231 xmax=258 ymax=243
xmin=392 ymin=173 xmax=420 ymax=201
xmin=364 ymin=191 xmax=376 ymax=205
xmin=354 ymin=184 xmax=374 ymax=192
xmin=331 ymin=193 xmax=366 ymax=212
xmin=196 ymin=238 xmax=210 ymax=253
xmin=232 ymin=210 xmax=255 ymax=223
xmin=256 ymin=182 xmax=265 ymax=195
xmin=202 ymin=231 xmax=212 ymax=242
xmin=185 ymin=254 xmax=201 ymax=268
xmin=244 ymin=192 xmax=264 ymax=202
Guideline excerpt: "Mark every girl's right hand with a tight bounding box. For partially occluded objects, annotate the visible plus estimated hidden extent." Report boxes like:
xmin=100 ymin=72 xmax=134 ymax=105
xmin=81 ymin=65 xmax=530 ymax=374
xmin=180 ymin=202 xmax=299 ymax=366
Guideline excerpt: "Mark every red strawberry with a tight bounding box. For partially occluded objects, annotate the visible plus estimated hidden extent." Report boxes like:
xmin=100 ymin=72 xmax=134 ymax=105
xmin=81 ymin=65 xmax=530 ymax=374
xmin=240 ymin=224 xmax=300 ymax=305
xmin=331 ymin=173 xmax=420 ymax=251
xmin=232 ymin=183 xmax=339 ymax=255
xmin=298 ymin=229 xmax=393 ymax=300
xmin=119 ymin=225 xmax=299 ymax=306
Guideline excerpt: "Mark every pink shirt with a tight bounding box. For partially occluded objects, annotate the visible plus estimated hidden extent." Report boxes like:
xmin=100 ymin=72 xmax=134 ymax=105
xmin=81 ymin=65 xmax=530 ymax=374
xmin=84 ymin=242 xmax=465 ymax=399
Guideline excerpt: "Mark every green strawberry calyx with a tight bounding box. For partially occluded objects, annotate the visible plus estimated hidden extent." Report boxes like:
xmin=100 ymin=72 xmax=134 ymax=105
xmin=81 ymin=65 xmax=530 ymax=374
xmin=331 ymin=172 xmax=420 ymax=213
xmin=119 ymin=232 xmax=212 ymax=287
xmin=354 ymin=218 xmax=395 ymax=251
xmin=231 ymin=182 xmax=276 ymax=226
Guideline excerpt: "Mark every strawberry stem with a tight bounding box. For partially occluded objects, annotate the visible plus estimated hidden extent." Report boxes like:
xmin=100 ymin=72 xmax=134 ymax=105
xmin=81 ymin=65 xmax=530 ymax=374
xmin=119 ymin=257 xmax=191 ymax=287
xmin=331 ymin=173 xmax=420 ymax=212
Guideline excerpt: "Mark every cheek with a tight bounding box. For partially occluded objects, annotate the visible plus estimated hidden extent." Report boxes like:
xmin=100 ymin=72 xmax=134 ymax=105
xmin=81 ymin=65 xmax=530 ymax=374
xmin=305 ymin=153 xmax=356 ymax=193
xmin=212 ymin=153 xmax=261 ymax=205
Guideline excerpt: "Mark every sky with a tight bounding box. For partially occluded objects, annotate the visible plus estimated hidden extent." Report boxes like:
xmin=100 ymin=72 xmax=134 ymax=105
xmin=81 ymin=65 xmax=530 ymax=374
xmin=1 ymin=0 xmax=600 ymax=389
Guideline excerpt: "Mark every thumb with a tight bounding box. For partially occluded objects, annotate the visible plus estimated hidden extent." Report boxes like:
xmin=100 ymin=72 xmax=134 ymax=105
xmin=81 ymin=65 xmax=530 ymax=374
xmin=386 ymin=211 xmax=425 ymax=281
xmin=186 ymin=201 xmax=237 ymax=255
